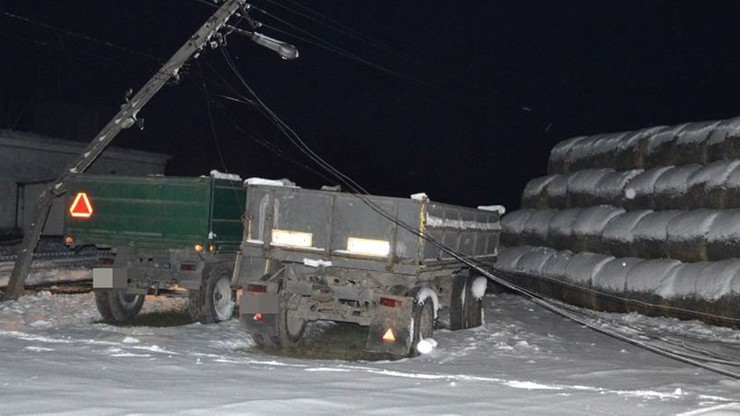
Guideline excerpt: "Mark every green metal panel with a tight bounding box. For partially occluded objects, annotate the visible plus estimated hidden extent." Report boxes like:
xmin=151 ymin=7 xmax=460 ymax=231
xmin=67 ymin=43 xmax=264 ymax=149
xmin=210 ymin=179 xmax=247 ymax=249
xmin=64 ymin=174 xmax=245 ymax=252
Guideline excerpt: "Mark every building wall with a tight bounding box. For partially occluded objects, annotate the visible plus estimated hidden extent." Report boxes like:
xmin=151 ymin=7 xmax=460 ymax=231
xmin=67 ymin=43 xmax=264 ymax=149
xmin=0 ymin=130 xmax=170 ymax=237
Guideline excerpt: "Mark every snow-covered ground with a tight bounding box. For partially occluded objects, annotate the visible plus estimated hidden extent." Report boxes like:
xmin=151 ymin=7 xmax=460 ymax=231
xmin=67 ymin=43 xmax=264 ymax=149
xmin=1 ymin=269 xmax=739 ymax=415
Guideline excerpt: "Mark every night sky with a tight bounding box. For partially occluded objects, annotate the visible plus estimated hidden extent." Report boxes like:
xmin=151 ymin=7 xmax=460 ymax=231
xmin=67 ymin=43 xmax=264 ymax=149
xmin=3 ymin=1 xmax=740 ymax=210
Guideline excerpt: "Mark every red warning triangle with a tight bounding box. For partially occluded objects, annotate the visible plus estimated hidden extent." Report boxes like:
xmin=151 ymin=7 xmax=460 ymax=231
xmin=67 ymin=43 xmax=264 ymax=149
xmin=69 ymin=192 xmax=94 ymax=218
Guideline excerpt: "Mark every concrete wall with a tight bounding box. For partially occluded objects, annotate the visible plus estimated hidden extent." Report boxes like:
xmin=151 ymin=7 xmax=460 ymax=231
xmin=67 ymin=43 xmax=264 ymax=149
xmin=0 ymin=130 xmax=170 ymax=236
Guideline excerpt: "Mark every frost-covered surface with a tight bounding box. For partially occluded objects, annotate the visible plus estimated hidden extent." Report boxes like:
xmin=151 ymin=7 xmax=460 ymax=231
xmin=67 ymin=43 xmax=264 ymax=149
xmin=548 ymin=116 xmax=740 ymax=173
xmin=498 ymin=246 xmax=740 ymax=302
xmin=563 ymin=252 xmax=613 ymax=285
xmin=1 ymin=274 xmax=738 ymax=415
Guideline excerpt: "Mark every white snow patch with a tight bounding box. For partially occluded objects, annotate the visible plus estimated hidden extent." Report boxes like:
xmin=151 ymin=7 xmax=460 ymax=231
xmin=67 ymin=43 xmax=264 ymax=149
xmin=245 ymin=177 xmax=296 ymax=187
xmin=410 ymin=192 xmax=428 ymax=201
xmin=303 ymin=258 xmax=333 ymax=268
xmin=209 ymin=170 xmax=242 ymax=181
xmin=415 ymin=287 xmax=439 ymax=318
xmin=426 ymin=215 xmax=498 ymax=231
xmin=416 ymin=338 xmax=437 ymax=354
xmin=471 ymin=276 xmax=488 ymax=300
xmin=478 ymin=205 xmax=506 ymax=215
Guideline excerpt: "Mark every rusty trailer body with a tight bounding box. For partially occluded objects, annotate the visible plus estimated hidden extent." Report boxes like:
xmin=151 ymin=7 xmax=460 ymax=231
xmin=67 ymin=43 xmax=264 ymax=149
xmin=237 ymin=183 xmax=501 ymax=356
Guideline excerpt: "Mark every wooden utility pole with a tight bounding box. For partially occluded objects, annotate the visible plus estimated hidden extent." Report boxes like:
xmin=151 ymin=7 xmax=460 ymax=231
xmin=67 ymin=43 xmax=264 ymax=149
xmin=3 ymin=0 xmax=248 ymax=300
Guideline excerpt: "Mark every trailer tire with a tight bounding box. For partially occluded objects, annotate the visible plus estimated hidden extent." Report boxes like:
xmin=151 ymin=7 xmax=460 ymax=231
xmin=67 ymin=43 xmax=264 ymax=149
xmin=95 ymin=290 xmax=144 ymax=322
xmin=278 ymin=306 xmax=306 ymax=347
xmin=449 ymin=274 xmax=467 ymax=330
xmin=410 ymin=299 xmax=435 ymax=357
xmin=465 ymin=276 xmax=486 ymax=328
xmin=188 ymin=264 xmax=235 ymax=324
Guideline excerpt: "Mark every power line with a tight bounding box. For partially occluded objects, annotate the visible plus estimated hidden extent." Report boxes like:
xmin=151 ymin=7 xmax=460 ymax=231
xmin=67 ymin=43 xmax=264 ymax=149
xmin=0 ymin=10 xmax=163 ymax=63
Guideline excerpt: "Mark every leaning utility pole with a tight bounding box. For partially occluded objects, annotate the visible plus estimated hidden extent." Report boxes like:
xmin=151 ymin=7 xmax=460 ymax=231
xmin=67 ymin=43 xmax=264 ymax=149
xmin=3 ymin=0 xmax=297 ymax=300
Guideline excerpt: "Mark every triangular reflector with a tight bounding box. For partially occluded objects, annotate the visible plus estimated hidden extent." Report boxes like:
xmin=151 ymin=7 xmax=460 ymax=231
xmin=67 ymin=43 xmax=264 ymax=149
xmin=69 ymin=192 xmax=94 ymax=218
xmin=382 ymin=328 xmax=396 ymax=342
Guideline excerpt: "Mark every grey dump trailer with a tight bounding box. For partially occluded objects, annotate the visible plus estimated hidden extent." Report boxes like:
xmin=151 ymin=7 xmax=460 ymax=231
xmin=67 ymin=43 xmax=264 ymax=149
xmin=236 ymin=182 xmax=502 ymax=356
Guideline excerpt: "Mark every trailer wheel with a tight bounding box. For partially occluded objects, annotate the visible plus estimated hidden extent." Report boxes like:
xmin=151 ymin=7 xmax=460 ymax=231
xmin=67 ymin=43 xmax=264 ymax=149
xmin=465 ymin=276 xmax=486 ymax=328
xmin=188 ymin=264 xmax=235 ymax=324
xmin=411 ymin=299 xmax=434 ymax=356
xmin=95 ymin=290 xmax=144 ymax=322
xmin=278 ymin=307 xmax=306 ymax=347
xmin=449 ymin=274 xmax=467 ymax=330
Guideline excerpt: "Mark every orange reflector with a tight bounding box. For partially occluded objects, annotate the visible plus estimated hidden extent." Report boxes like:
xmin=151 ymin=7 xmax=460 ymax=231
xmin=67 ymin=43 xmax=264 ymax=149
xmin=382 ymin=328 xmax=396 ymax=342
xmin=69 ymin=192 xmax=94 ymax=218
xmin=64 ymin=236 xmax=74 ymax=246
xmin=254 ymin=313 xmax=263 ymax=321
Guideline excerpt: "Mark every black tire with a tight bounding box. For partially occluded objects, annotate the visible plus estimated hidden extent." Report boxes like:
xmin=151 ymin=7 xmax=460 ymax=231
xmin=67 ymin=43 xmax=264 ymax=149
xmin=277 ymin=305 xmax=306 ymax=347
xmin=465 ymin=275 xmax=486 ymax=328
xmin=449 ymin=274 xmax=467 ymax=330
xmin=188 ymin=264 xmax=235 ymax=324
xmin=95 ymin=290 xmax=144 ymax=322
xmin=251 ymin=298 xmax=306 ymax=349
xmin=410 ymin=299 xmax=434 ymax=357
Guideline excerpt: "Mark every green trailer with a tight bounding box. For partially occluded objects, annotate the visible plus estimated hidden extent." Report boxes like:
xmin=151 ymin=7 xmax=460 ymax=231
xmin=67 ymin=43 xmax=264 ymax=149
xmin=63 ymin=173 xmax=246 ymax=323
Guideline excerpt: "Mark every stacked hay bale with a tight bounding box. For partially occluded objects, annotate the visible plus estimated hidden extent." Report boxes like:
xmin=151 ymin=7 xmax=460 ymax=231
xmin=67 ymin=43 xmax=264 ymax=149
xmin=497 ymin=117 xmax=740 ymax=326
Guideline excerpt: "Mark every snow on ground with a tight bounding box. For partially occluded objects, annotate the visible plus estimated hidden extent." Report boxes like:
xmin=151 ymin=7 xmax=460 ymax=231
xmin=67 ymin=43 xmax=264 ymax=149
xmin=1 ymin=269 xmax=739 ymax=415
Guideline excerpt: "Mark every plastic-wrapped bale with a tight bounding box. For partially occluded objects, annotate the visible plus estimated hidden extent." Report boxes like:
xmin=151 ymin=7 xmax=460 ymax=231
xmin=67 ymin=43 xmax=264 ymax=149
xmin=514 ymin=246 xmax=558 ymax=276
xmin=706 ymin=209 xmax=740 ymax=261
xmin=570 ymin=206 xmax=625 ymax=253
xmin=706 ymin=116 xmax=740 ymax=162
xmin=496 ymin=246 xmax=534 ymax=272
xmin=561 ymin=136 xmax=601 ymax=173
xmin=564 ymin=252 xmax=614 ymax=288
xmin=520 ymin=175 xmax=558 ymax=209
xmin=614 ymin=126 xmax=667 ymax=171
xmin=695 ymin=259 xmax=740 ymax=301
xmin=592 ymin=257 xmax=643 ymax=294
xmin=643 ymin=124 xmax=687 ymax=169
xmin=543 ymin=173 xmax=570 ymax=209
xmin=540 ymin=249 xmax=573 ymax=282
xmin=567 ymin=132 xmax=627 ymax=172
xmin=655 ymin=261 xmax=710 ymax=300
xmin=548 ymin=135 xmax=589 ymax=175
xmin=547 ymin=208 xmax=583 ymax=251
xmin=664 ymin=209 xmax=719 ymax=262
xmin=565 ymin=169 xmax=612 ymax=208
xmin=624 ymin=259 xmax=682 ymax=303
xmin=673 ymin=120 xmax=722 ymax=166
xmin=652 ymin=164 xmax=703 ymax=210
xmin=687 ymin=160 xmax=740 ymax=210
xmin=622 ymin=166 xmax=673 ymax=211
xmin=631 ymin=210 xmax=684 ymax=259
xmin=600 ymin=210 xmax=652 ymax=258
xmin=591 ymin=169 xmax=642 ymax=207
xmin=520 ymin=209 xmax=557 ymax=247
xmin=720 ymin=163 xmax=740 ymax=209
xmin=500 ymin=209 xmax=535 ymax=247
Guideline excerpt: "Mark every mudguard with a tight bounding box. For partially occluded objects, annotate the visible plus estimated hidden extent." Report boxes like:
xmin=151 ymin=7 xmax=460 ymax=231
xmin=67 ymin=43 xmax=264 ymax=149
xmin=365 ymin=294 xmax=414 ymax=356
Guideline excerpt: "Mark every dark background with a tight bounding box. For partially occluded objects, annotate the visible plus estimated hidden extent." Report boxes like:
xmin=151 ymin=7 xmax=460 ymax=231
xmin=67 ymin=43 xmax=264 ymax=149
xmin=2 ymin=1 xmax=740 ymax=210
